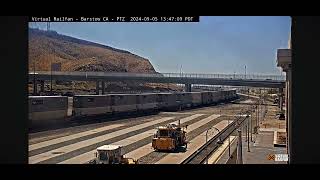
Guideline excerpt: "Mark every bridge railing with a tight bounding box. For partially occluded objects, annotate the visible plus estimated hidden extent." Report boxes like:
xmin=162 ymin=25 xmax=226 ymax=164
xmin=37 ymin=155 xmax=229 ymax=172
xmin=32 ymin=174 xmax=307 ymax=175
xmin=161 ymin=73 xmax=285 ymax=80
xmin=30 ymin=71 xmax=285 ymax=81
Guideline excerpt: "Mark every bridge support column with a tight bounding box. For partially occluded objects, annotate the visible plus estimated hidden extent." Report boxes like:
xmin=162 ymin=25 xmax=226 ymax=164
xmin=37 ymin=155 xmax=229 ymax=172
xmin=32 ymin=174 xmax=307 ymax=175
xmin=102 ymin=81 xmax=105 ymax=95
xmin=185 ymin=83 xmax=192 ymax=92
xmin=96 ymin=81 xmax=100 ymax=95
xmin=33 ymin=81 xmax=37 ymax=95
xmin=40 ymin=81 xmax=45 ymax=93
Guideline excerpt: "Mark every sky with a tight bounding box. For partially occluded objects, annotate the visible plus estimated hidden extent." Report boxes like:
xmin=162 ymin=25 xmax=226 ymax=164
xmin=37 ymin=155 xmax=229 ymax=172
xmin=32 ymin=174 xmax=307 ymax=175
xmin=29 ymin=16 xmax=291 ymax=75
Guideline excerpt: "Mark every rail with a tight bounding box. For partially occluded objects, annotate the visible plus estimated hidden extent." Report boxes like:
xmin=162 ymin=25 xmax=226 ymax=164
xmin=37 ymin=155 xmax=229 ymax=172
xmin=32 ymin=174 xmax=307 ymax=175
xmin=30 ymin=71 xmax=285 ymax=81
xmin=181 ymin=108 xmax=254 ymax=164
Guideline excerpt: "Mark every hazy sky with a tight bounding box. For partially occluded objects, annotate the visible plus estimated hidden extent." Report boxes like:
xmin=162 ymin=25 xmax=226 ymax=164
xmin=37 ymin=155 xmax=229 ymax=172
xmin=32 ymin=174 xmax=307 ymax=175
xmin=30 ymin=16 xmax=291 ymax=75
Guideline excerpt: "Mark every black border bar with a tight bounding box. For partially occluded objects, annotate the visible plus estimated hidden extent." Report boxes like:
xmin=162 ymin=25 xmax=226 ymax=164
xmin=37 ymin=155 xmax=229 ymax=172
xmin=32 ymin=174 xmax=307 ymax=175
xmin=29 ymin=16 xmax=199 ymax=22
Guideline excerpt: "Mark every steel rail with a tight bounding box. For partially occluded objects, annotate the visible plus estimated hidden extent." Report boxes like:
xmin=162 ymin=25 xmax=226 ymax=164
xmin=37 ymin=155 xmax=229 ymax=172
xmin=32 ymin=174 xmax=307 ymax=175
xmin=181 ymin=108 xmax=254 ymax=164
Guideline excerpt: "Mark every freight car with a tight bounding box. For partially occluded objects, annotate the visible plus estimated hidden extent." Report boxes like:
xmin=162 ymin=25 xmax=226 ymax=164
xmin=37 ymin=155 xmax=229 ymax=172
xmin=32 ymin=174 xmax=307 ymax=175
xmin=176 ymin=92 xmax=193 ymax=109
xmin=156 ymin=93 xmax=179 ymax=111
xmin=29 ymin=90 xmax=239 ymax=126
xmin=190 ymin=92 xmax=202 ymax=107
xmin=211 ymin=91 xmax=222 ymax=104
xmin=73 ymin=93 xmax=159 ymax=118
xmin=136 ymin=93 xmax=158 ymax=113
xmin=29 ymin=96 xmax=68 ymax=126
xmin=73 ymin=95 xmax=112 ymax=117
xmin=201 ymin=91 xmax=212 ymax=105
xmin=110 ymin=94 xmax=139 ymax=113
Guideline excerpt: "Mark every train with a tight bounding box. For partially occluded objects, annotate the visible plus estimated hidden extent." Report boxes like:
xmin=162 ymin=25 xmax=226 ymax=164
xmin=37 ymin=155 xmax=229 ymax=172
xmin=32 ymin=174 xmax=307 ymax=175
xmin=29 ymin=90 xmax=238 ymax=127
xmin=28 ymin=96 xmax=69 ymax=126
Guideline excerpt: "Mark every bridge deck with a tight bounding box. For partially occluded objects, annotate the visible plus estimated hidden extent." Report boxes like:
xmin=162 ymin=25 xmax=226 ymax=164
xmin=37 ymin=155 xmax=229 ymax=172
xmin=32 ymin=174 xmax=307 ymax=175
xmin=29 ymin=71 xmax=285 ymax=88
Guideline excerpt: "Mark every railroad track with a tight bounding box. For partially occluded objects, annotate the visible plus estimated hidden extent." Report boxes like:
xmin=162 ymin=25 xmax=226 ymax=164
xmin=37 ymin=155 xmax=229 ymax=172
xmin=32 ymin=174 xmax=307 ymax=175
xmin=181 ymin=108 xmax=254 ymax=164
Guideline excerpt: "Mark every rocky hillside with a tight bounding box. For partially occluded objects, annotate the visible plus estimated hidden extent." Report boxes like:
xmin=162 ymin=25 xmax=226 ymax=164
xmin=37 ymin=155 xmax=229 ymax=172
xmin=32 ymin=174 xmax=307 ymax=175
xmin=28 ymin=28 xmax=156 ymax=73
xmin=28 ymin=28 xmax=182 ymax=94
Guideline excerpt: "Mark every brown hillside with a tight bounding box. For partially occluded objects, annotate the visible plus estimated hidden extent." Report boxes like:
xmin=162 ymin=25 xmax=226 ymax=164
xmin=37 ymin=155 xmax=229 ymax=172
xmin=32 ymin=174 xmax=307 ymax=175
xmin=28 ymin=28 xmax=181 ymax=94
xmin=28 ymin=28 xmax=156 ymax=73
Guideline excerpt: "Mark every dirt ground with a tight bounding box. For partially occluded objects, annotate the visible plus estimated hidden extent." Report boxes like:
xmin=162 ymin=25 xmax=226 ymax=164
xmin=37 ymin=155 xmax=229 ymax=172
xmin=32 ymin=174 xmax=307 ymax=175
xmin=260 ymin=105 xmax=286 ymax=129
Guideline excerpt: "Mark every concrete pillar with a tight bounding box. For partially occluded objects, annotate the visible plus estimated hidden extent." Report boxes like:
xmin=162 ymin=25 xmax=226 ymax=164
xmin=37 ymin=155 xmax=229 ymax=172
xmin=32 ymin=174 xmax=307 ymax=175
xmin=96 ymin=81 xmax=100 ymax=95
xmin=40 ymin=81 xmax=45 ymax=93
xmin=185 ymin=83 xmax=192 ymax=92
xmin=287 ymin=69 xmax=292 ymax=163
xmin=286 ymin=78 xmax=289 ymax=155
xmin=102 ymin=81 xmax=105 ymax=95
xmin=33 ymin=80 xmax=37 ymax=95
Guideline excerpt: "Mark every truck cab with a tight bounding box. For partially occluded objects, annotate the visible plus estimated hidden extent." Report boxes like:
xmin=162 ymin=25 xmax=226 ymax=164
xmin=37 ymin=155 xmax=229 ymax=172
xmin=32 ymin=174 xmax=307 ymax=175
xmin=93 ymin=145 xmax=137 ymax=164
xmin=95 ymin=145 xmax=122 ymax=164
xmin=152 ymin=123 xmax=187 ymax=151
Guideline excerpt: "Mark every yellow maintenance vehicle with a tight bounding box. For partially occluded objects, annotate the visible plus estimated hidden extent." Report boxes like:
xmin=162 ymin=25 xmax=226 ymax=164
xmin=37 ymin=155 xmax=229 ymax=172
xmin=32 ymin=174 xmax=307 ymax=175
xmin=90 ymin=145 xmax=138 ymax=164
xmin=152 ymin=121 xmax=188 ymax=151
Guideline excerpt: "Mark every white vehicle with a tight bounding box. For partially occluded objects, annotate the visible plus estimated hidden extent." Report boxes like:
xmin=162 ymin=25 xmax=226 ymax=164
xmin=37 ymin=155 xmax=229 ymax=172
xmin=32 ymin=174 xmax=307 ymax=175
xmin=91 ymin=145 xmax=137 ymax=164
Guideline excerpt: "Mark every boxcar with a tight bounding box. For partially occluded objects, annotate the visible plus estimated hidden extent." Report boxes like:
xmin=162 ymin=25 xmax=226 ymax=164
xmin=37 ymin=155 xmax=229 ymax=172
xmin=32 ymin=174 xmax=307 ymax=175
xmin=73 ymin=95 xmax=111 ymax=117
xmin=29 ymin=96 xmax=68 ymax=125
xmin=211 ymin=91 xmax=221 ymax=104
xmin=178 ymin=92 xmax=194 ymax=108
xmin=201 ymin=91 xmax=211 ymax=105
xmin=110 ymin=94 xmax=138 ymax=113
xmin=190 ymin=92 xmax=202 ymax=107
xmin=137 ymin=93 xmax=158 ymax=112
xmin=156 ymin=93 xmax=180 ymax=111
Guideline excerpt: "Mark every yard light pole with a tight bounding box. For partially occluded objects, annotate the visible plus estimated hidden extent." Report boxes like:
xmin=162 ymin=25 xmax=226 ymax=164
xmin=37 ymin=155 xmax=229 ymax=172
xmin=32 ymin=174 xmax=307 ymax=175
xmin=251 ymin=113 xmax=253 ymax=142
xmin=236 ymin=129 xmax=243 ymax=164
xmin=228 ymin=118 xmax=231 ymax=158
xmin=247 ymin=115 xmax=250 ymax=152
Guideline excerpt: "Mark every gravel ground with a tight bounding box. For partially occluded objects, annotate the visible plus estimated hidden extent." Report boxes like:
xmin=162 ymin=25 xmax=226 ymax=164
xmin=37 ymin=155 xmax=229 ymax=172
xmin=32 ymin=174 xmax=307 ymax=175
xmin=138 ymin=115 xmax=236 ymax=164
xmin=37 ymin=116 xmax=181 ymax=164
xmin=260 ymin=105 xmax=286 ymax=129
xmin=82 ymin=114 xmax=212 ymax=164
xmin=29 ymin=113 xmax=183 ymax=144
xmin=30 ymin=97 xmax=255 ymax=164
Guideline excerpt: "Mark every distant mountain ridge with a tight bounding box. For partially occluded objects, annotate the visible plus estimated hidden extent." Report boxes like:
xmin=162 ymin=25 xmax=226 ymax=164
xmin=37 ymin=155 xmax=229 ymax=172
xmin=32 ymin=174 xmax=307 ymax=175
xmin=29 ymin=28 xmax=141 ymax=57
xmin=28 ymin=28 xmax=156 ymax=73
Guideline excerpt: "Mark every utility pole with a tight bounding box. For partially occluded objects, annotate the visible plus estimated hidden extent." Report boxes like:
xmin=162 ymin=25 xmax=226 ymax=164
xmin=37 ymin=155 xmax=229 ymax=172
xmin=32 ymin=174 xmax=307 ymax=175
xmin=257 ymin=101 xmax=259 ymax=126
xmin=247 ymin=118 xmax=250 ymax=152
xmin=206 ymin=130 xmax=209 ymax=164
xmin=228 ymin=118 xmax=231 ymax=158
xmin=244 ymin=65 xmax=246 ymax=80
xmin=244 ymin=65 xmax=247 ymax=100
xmin=250 ymin=112 xmax=253 ymax=142
xmin=236 ymin=129 xmax=243 ymax=164
xmin=245 ymin=123 xmax=247 ymax=142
